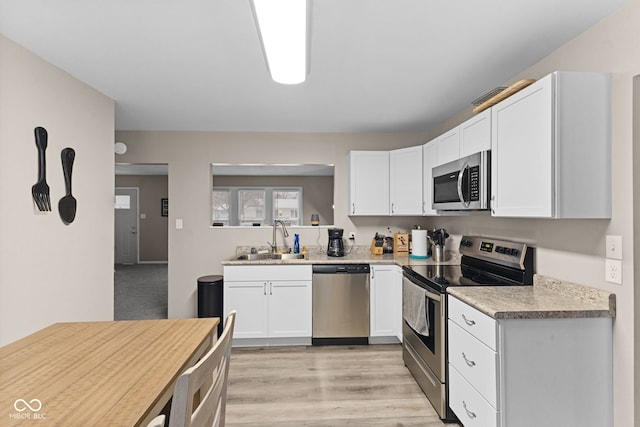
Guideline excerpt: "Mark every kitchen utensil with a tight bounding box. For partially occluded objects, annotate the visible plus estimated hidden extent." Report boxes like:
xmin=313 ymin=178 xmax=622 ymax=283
xmin=428 ymin=228 xmax=449 ymax=262
xmin=31 ymin=127 xmax=51 ymax=211
xmin=58 ymin=147 xmax=76 ymax=224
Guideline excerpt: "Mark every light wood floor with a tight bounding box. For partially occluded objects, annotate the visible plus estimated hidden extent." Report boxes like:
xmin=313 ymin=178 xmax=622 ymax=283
xmin=225 ymin=344 xmax=461 ymax=426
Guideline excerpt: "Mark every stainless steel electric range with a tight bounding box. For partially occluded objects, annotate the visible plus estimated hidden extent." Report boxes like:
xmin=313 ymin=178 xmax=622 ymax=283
xmin=401 ymin=235 xmax=534 ymax=421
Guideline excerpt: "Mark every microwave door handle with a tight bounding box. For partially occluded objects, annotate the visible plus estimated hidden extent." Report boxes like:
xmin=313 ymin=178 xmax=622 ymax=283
xmin=457 ymin=162 xmax=471 ymax=208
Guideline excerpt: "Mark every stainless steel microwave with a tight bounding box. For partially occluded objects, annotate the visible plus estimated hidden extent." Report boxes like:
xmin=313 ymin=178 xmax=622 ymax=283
xmin=432 ymin=150 xmax=490 ymax=210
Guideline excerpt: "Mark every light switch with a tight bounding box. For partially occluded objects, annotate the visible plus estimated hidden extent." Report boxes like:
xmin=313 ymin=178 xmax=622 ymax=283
xmin=140 ymin=213 xmax=146 ymax=219
xmin=606 ymin=235 xmax=622 ymax=260
xmin=176 ymin=219 xmax=183 ymax=229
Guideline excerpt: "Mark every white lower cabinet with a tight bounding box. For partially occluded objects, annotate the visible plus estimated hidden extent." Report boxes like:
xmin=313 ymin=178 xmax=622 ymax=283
xmin=447 ymin=295 xmax=613 ymax=427
xmin=223 ymin=265 xmax=312 ymax=346
xmin=369 ymin=264 xmax=402 ymax=343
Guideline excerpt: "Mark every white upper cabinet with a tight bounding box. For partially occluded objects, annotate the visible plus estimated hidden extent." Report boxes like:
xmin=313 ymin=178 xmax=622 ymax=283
xmin=349 ymin=151 xmax=390 ymax=216
xmin=459 ymin=109 xmax=491 ymax=158
xmin=435 ymin=127 xmax=460 ymax=166
xmin=389 ymin=146 xmax=423 ymax=215
xmin=490 ymin=72 xmax=611 ymax=218
xmin=422 ymin=139 xmax=439 ymax=215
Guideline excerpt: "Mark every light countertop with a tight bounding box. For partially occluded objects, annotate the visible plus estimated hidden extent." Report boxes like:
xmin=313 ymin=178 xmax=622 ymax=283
xmin=221 ymin=245 xmax=461 ymax=267
xmin=447 ymin=274 xmax=616 ymax=320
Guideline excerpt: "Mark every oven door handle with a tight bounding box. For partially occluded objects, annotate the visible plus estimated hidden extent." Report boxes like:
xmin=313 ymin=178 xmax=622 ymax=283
xmin=457 ymin=161 xmax=470 ymax=208
xmin=423 ymin=287 xmax=442 ymax=302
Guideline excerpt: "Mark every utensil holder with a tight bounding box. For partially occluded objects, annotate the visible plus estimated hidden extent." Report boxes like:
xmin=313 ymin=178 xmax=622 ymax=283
xmin=433 ymin=245 xmax=446 ymax=263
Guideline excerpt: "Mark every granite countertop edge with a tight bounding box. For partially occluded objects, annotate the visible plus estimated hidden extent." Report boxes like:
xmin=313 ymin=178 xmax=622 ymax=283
xmin=448 ymin=274 xmax=616 ymax=320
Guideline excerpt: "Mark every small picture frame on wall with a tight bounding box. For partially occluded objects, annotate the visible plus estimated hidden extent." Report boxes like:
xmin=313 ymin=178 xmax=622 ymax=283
xmin=161 ymin=198 xmax=168 ymax=217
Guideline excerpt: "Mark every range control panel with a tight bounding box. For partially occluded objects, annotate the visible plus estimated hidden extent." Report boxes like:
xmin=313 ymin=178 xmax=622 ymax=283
xmin=460 ymin=236 xmax=530 ymax=269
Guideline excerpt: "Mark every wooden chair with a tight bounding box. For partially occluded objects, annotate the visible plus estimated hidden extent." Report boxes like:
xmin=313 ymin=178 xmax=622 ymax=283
xmin=147 ymin=415 xmax=166 ymax=427
xmin=168 ymin=311 xmax=236 ymax=427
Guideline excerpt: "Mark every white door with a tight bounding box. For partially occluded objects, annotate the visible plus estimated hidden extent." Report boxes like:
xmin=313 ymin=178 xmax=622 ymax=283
xmin=369 ymin=265 xmax=400 ymax=337
xmin=349 ymin=151 xmax=390 ymax=215
xmin=491 ymin=75 xmax=554 ymax=217
xmin=390 ymin=146 xmax=423 ymax=215
xmin=268 ymin=281 xmax=312 ymax=337
xmin=224 ymin=282 xmax=269 ymax=339
xmin=114 ymin=188 xmax=138 ymax=264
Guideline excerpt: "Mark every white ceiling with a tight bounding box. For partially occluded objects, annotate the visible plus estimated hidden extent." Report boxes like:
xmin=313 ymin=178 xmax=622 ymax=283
xmin=0 ymin=0 xmax=628 ymax=133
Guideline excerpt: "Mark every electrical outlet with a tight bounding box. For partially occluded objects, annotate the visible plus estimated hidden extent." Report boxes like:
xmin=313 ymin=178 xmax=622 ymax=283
xmin=605 ymin=259 xmax=622 ymax=285
xmin=606 ymin=235 xmax=622 ymax=260
xmin=349 ymin=232 xmax=356 ymax=240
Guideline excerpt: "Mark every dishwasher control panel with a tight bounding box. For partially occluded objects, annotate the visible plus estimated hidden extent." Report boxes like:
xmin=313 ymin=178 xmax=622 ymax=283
xmin=313 ymin=264 xmax=370 ymax=274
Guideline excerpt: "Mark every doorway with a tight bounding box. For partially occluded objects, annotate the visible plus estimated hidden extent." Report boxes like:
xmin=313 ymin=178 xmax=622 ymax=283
xmin=114 ymin=164 xmax=169 ymax=320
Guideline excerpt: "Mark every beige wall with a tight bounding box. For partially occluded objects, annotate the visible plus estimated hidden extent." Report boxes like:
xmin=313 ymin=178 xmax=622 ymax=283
xmin=213 ymin=175 xmax=334 ymax=226
xmin=0 ymin=35 xmax=115 ymax=346
xmin=115 ymin=175 xmax=169 ymax=262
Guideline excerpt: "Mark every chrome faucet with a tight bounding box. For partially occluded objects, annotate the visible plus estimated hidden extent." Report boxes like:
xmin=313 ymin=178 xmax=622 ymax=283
xmin=268 ymin=220 xmax=289 ymax=253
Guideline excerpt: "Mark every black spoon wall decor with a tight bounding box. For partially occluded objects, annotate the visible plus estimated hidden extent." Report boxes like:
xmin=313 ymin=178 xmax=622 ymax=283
xmin=58 ymin=147 xmax=76 ymax=224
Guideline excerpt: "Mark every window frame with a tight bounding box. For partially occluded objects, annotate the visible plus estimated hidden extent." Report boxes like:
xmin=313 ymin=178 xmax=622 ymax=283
xmin=212 ymin=186 xmax=303 ymax=226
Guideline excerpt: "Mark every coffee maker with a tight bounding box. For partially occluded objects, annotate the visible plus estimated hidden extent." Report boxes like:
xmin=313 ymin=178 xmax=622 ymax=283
xmin=327 ymin=228 xmax=345 ymax=257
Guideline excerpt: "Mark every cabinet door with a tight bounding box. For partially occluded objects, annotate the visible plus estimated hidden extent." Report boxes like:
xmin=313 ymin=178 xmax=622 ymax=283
xmin=370 ymin=265 xmax=401 ymax=337
xmin=459 ymin=109 xmax=491 ymax=158
xmin=435 ymin=127 xmax=460 ymax=166
xmin=224 ymin=281 xmax=268 ymax=339
xmin=390 ymin=146 xmax=423 ymax=215
xmin=422 ymin=139 xmax=438 ymax=215
xmin=491 ymin=75 xmax=554 ymax=217
xmin=268 ymin=281 xmax=312 ymax=338
xmin=349 ymin=151 xmax=390 ymax=215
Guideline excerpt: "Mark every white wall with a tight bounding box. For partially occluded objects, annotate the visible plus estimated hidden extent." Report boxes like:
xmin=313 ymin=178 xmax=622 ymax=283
xmin=0 ymin=35 xmax=115 ymax=346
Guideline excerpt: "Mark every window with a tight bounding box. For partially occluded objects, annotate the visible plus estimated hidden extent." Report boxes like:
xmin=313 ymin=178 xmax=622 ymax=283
xmin=212 ymin=189 xmax=231 ymax=225
xmin=238 ymin=190 xmax=266 ymax=225
xmin=273 ymin=191 xmax=300 ymax=224
xmin=212 ymin=187 xmax=302 ymax=226
xmin=114 ymin=195 xmax=130 ymax=209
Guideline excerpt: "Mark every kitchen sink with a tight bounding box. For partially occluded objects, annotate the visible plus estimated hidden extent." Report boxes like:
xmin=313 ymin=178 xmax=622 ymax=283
xmin=274 ymin=253 xmax=307 ymax=260
xmin=233 ymin=253 xmax=307 ymax=261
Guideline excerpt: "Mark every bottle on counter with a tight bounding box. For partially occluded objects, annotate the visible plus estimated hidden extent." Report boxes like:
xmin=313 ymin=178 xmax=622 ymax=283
xmin=294 ymin=234 xmax=300 ymax=254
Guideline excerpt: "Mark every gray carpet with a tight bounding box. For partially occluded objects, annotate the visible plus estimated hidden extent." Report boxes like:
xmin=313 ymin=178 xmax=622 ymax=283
xmin=114 ymin=263 xmax=168 ymax=320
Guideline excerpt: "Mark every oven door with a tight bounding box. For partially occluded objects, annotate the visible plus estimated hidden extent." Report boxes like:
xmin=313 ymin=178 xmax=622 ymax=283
xmin=432 ymin=150 xmax=489 ymax=211
xmin=402 ymin=274 xmax=445 ymax=381
xmin=402 ymin=273 xmax=448 ymax=418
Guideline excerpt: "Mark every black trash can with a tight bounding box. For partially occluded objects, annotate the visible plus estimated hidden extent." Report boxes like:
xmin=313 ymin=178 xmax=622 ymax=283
xmin=197 ymin=275 xmax=223 ymax=337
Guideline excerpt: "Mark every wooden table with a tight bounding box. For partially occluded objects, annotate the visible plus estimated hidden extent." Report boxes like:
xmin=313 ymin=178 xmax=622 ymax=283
xmin=0 ymin=318 xmax=219 ymax=426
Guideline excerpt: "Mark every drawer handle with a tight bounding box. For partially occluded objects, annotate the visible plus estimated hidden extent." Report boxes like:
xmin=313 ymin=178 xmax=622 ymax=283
xmin=462 ymin=352 xmax=476 ymax=367
xmin=461 ymin=314 xmax=476 ymax=326
xmin=463 ymin=401 xmax=477 ymax=419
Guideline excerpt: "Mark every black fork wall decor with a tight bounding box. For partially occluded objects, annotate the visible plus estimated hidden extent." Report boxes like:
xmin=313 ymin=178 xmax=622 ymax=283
xmin=31 ymin=127 xmax=51 ymax=211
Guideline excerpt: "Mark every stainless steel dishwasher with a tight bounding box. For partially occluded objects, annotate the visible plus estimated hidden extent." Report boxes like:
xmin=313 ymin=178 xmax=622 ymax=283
xmin=312 ymin=264 xmax=370 ymax=345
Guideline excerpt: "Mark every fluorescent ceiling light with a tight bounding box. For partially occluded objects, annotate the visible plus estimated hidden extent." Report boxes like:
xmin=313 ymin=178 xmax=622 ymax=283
xmin=251 ymin=0 xmax=310 ymax=85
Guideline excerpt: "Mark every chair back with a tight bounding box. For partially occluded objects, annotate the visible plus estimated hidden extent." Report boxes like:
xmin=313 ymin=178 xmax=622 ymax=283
xmin=169 ymin=311 xmax=236 ymax=427
xmin=147 ymin=414 xmax=166 ymax=427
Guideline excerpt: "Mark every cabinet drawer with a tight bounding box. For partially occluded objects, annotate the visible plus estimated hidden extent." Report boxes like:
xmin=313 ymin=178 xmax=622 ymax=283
xmin=448 ymin=320 xmax=498 ymax=408
xmin=449 ymin=364 xmax=499 ymax=427
xmin=448 ymin=296 xmax=496 ymax=350
xmin=224 ymin=265 xmax=312 ymax=282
